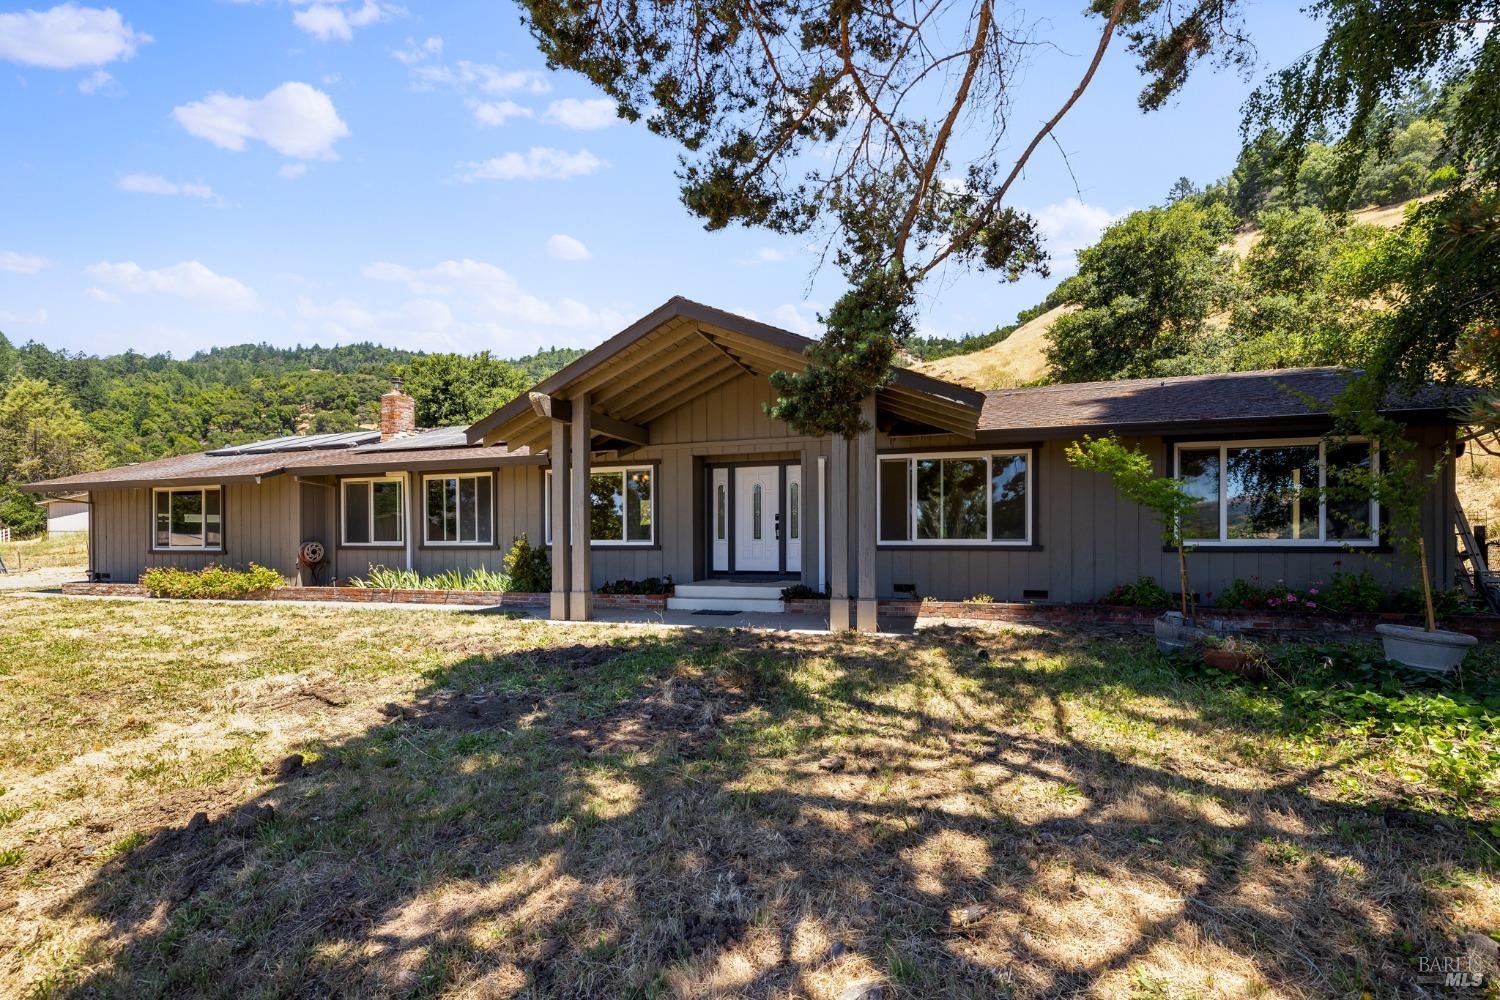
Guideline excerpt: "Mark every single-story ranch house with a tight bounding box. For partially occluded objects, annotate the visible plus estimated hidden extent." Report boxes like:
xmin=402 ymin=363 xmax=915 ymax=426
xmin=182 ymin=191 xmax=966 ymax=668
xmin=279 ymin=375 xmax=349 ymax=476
xmin=28 ymin=297 xmax=1467 ymax=630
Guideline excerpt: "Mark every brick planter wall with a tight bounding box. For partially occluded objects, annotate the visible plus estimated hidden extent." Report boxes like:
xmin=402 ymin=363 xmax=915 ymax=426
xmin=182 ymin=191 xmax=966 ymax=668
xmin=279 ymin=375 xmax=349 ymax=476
xmin=593 ymin=593 xmax=669 ymax=611
xmin=57 ymin=582 xmax=666 ymax=611
xmin=873 ymin=599 xmax=1500 ymax=640
xmin=52 ymin=582 xmax=1495 ymax=638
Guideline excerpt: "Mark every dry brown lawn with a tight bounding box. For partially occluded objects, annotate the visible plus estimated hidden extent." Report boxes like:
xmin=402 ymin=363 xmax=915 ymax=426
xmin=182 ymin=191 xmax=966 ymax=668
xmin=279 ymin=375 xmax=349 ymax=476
xmin=0 ymin=595 xmax=1496 ymax=999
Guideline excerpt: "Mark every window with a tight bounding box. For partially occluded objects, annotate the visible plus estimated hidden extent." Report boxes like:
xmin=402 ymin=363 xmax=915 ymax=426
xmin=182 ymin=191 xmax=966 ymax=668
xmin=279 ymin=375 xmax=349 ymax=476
xmin=423 ymin=473 xmax=493 ymax=545
xmin=752 ymin=483 xmax=763 ymax=539
xmin=877 ymin=451 xmax=1032 ymax=545
xmin=1172 ymin=438 xmax=1378 ymax=545
xmin=342 ymin=477 xmax=404 ymax=546
xmin=153 ymin=487 xmax=222 ymax=550
xmin=545 ymin=466 xmax=655 ymax=545
xmin=715 ymin=483 xmax=726 ymax=540
xmin=788 ymin=481 xmax=800 ymax=541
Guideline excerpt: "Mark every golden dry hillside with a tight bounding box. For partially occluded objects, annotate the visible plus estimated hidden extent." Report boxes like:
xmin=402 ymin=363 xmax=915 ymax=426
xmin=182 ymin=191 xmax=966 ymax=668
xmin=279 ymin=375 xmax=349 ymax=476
xmin=918 ymin=200 xmax=1423 ymax=391
xmin=913 ymin=304 xmax=1076 ymax=389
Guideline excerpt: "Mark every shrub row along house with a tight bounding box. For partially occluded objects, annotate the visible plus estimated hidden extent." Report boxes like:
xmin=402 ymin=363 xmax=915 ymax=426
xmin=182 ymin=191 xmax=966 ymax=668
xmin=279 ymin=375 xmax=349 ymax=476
xmin=27 ymin=297 xmax=1468 ymax=629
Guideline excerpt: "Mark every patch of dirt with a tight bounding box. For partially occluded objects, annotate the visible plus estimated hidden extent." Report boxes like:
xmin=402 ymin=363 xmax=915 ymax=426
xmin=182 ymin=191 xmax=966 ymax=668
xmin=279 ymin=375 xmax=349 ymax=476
xmin=562 ymin=676 xmax=751 ymax=755
xmin=400 ymin=691 xmax=560 ymax=732
xmin=529 ymin=642 xmax=623 ymax=670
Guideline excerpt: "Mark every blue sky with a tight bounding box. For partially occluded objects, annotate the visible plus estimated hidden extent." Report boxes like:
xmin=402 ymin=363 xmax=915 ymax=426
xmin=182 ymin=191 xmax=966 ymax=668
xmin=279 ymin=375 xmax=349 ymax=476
xmin=0 ymin=1 xmax=1324 ymax=359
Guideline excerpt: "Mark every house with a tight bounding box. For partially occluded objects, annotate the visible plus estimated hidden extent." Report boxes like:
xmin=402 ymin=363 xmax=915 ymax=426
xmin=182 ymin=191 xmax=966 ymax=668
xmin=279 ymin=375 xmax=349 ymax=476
xmin=39 ymin=494 xmax=90 ymax=534
xmin=26 ymin=297 xmax=1467 ymax=629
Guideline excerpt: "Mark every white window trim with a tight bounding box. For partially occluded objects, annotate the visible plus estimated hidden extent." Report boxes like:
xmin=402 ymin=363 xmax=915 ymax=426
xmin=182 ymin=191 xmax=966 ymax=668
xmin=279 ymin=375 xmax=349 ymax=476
xmin=151 ymin=486 xmax=223 ymax=552
xmin=877 ymin=449 xmax=1033 ymax=546
xmin=340 ymin=476 xmax=405 ymax=547
xmin=1172 ymin=436 xmax=1380 ymax=547
xmin=421 ymin=472 xmax=495 ymax=547
xmin=544 ymin=465 xmax=656 ymax=546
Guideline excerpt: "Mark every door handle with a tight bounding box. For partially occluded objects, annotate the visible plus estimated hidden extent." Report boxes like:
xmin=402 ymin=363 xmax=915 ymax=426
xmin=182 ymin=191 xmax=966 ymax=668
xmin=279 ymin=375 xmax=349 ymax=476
xmin=775 ymin=512 xmax=782 ymax=540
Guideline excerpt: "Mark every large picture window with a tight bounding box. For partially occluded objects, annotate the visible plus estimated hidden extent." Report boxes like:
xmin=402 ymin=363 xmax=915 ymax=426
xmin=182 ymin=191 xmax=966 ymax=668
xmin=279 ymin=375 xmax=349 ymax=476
xmin=153 ymin=486 xmax=222 ymax=550
xmin=878 ymin=451 xmax=1031 ymax=545
xmin=545 ymin=466 xmax=655 ymax=545
xmin=1173 ymin=438 xmax=1378 ymax=545
xmin=342 ymin=477 xmax=404 ymax=546
xmin=423 ymin=473 xmax=493 ymax=545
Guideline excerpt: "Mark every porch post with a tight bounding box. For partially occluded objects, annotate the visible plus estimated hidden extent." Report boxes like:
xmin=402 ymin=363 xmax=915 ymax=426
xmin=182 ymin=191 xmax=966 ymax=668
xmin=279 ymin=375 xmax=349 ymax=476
xmin=829 ymin=432 xmax=851 ymax=631
xmin=549 ymin=418 xmax=571 ymax=621
xmin=855 ymin=395 xmax=878 ymax=632
xmin=799 ymin=444 xmax=819 ymax=589
xmin=568 ymin=393 xmax=593 ymax=620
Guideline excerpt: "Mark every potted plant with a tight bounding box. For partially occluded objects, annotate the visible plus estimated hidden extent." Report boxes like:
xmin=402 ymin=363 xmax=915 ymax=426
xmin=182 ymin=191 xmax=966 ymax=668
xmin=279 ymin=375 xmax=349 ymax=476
xmin=1067 ymin=434 xmax=1210 ymax=654
xmin=1327 ymin=406 xmax=1475 ymax=672
xmin=1201 ymin=635 xmax=1266 ymax=680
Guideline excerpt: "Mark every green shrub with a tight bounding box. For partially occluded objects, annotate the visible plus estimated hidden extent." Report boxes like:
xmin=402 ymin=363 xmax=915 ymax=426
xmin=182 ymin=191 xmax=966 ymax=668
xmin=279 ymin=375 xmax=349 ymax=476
xmin=502 ymin=534 xmax=550 ymax=593
xmin=1102 ymin=576 xmax=1172 ymax=609
xmin=963 ymin=593 xmax=995 ymax=604
xmin=781 ymin=583 xmax=827 ymax=599
xmin=0 ymin=484 xmax=45 ymax=539
xmin=596 ymin=577 xmax=672 ymax=595
xmin=348 ymin=564 xmax=512 ymax=591
xmin=141 ymin=563 xmax=285 ymax=599
xmin=1394 ymin=584 xmax=1476 ymax=618
xmin=1319 ymin=569 xmax=1384 ymax=613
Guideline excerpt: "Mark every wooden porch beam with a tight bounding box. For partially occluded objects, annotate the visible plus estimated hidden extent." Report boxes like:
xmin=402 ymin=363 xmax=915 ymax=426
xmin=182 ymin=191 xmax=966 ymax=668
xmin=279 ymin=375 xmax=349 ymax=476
xmin=590 ymin=410 xmax=649 ymax=447
xmin=528 ymin=392 xmax=571 ymax=422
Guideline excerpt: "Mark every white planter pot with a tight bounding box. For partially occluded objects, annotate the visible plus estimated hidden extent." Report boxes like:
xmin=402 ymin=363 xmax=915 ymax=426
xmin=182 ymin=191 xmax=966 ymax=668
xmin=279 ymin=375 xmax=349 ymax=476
xmin=1154 ymin=611 xmax=1239 ymax=655
xmin=1375 ymin=623 xmax=1477 ymax=673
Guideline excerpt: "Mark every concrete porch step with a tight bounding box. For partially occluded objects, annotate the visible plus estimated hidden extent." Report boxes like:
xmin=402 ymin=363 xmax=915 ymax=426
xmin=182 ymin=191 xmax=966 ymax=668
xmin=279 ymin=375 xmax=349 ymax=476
xmin=665 ymin=595 xmax=786 ymax=613
xmin=673 ymin=581 xmax=790 ymax=601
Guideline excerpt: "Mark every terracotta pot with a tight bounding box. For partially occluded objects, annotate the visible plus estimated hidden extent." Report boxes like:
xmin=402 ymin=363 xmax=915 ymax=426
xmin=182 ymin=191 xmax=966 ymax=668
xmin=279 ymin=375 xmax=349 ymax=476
xmin=1202 ymin=648 xmax=1264 ymax=680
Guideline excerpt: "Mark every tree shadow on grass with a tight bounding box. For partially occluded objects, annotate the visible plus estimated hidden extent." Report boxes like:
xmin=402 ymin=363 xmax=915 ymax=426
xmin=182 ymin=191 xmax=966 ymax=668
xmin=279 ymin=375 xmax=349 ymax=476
xmin=39 ymin=625 xmax=1497 ymax=998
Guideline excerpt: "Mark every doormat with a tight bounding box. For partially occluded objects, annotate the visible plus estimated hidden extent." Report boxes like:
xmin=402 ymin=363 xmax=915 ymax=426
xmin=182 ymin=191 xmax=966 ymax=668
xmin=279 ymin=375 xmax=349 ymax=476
xmin=691 ymin=609 xmax=740 ymax=615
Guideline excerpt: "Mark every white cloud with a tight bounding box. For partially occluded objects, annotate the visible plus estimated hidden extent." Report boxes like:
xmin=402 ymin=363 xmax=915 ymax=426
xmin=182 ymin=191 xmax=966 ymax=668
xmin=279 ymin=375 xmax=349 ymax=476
xmin=279 ymin=162 xmax=308 ymax=179
xmin=361 ymin=258 xmax=624 ymax=331
xmin=84 ymin=286 xmax=119 ymax=303
xmin=118 ymin=172 xmax=216 ymax=200
xmin=293 ymin=0 xmax=401 ymax=42
xmin=0 ymin=250 xmax=52 ymax=274
xmin=412 ymin=60 xmax=548 ymax=96
xmin=770 ymin=303 xmax=818 ymax=336
xmin=740 ymin=247 xmax=789 ymax=265
xmin=85 ymin=260 xmax=256 ymax=310
xmin=392 ymin=34 xmax=441 ymax=65
xmin=542 ymin=97 xmax=615 ymax=130
xmin=471 ymin=99 xmax=531 ymax=127
xmin=77 ymin=67 xmax=116 ymax=94
xmin=173 ymin=82 xmax=350 ymax=160
xmin=0 ymin=307 xmax=47 ymax=325
xmin=459 ymin=147 xmax=603 ymax=182
xmin=0 ymin=3 xmax=150 ymax=69
xmin=1035 ymin=197 xmax=1120 ymax=261
xmin=545 ymin=234 xmax=590 ymax=261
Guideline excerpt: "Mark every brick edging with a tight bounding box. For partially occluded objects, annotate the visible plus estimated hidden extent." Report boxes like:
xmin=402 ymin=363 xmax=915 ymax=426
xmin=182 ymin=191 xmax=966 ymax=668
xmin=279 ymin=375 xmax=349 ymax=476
xmin=58 ymin=582 xmax=666 ymax=611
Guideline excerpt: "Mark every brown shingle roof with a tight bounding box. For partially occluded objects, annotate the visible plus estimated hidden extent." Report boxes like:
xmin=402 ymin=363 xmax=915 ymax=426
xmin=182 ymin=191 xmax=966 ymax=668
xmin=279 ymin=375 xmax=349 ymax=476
xmin=976 ymin=367 xmax=1469 ymax=435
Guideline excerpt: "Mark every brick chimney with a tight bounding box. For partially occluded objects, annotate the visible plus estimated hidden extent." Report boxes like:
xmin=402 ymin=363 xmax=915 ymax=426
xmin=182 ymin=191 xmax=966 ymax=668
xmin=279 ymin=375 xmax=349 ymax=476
xmin=379 ymin=377 xmax=416 ymax=441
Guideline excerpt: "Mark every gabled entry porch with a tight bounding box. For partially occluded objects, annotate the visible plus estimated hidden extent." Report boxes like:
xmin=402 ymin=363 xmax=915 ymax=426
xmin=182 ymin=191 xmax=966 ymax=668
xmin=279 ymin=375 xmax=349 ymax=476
xmin=463 ymin=297 xmax=984 ymax=631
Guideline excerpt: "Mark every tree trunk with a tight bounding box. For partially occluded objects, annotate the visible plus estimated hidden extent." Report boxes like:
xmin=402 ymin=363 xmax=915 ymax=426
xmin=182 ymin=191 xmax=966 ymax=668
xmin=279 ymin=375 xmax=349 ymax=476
xmin=1418 ymin=534 xmax=1436 ymax=632
xmin=1177 ymin=543 xmax=1190 ymax=621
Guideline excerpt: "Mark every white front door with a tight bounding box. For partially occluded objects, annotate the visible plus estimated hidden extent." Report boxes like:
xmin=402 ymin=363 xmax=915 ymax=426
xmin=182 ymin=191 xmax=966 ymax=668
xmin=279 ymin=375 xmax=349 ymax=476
xmin=711 ymin=467 xmax=729 ymax=572
xmin=785 ymin=466 xmax=802 ymax=573
xmin=734 ymin=466 xmax=780 ymax=571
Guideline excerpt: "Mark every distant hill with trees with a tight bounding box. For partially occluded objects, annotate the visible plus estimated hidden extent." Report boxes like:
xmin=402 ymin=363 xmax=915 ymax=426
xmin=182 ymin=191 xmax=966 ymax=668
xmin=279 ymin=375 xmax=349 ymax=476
xmin=0 ymin=338 xmax=585 ymax=535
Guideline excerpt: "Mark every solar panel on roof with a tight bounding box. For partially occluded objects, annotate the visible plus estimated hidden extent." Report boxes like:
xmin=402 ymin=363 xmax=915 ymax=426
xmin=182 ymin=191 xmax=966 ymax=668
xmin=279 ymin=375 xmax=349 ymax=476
xmin=206 ymin=431 xmax=380 ymax=456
